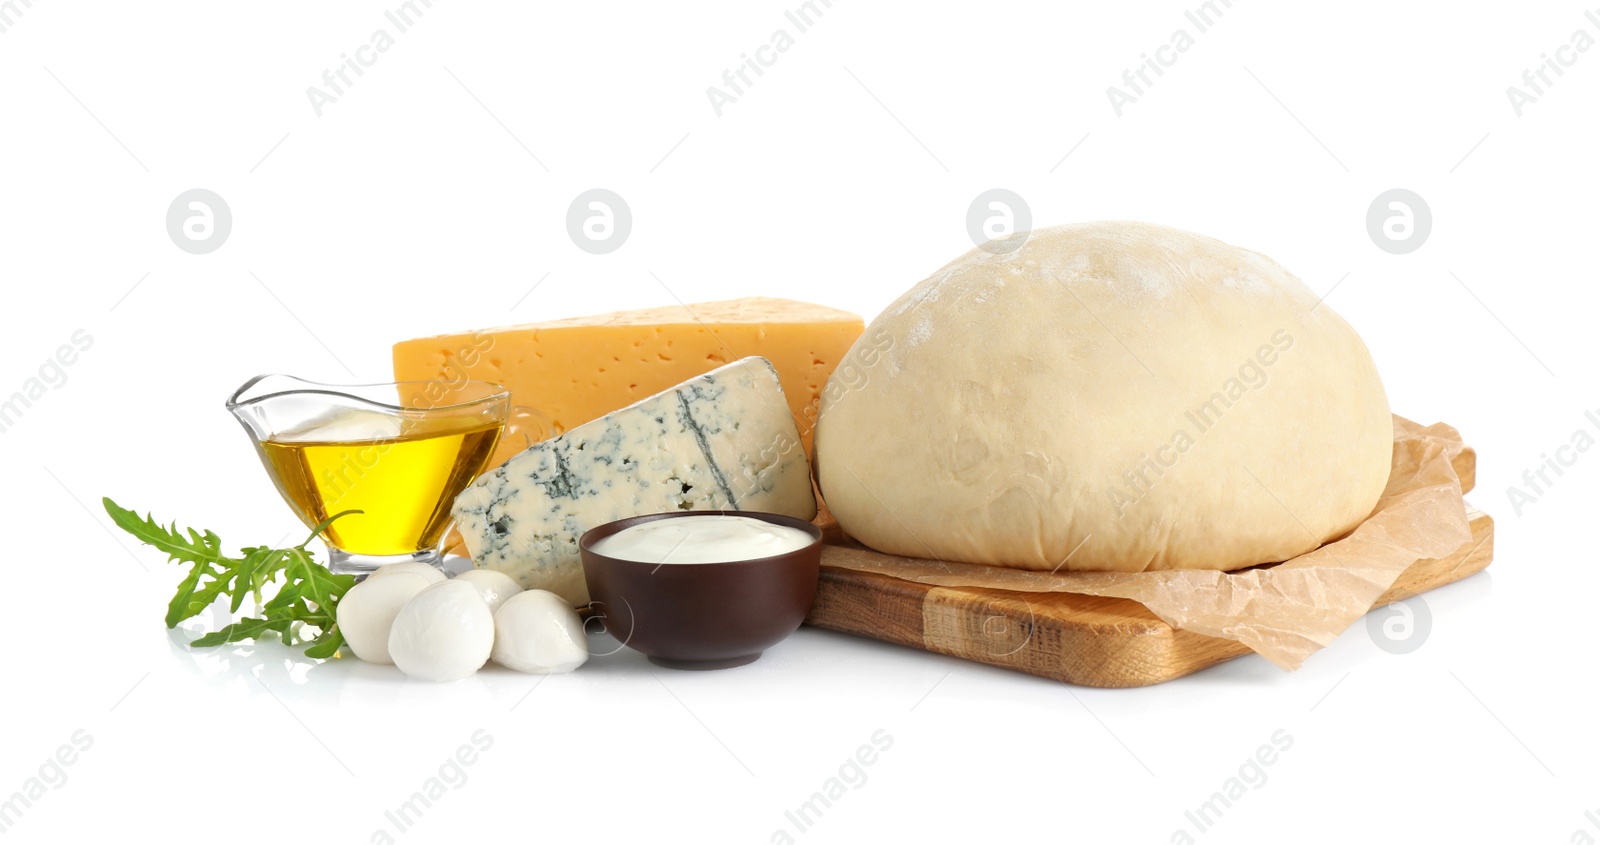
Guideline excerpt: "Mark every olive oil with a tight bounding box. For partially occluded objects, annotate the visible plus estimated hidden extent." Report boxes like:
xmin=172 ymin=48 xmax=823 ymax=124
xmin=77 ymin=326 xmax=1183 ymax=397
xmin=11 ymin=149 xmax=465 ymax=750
xmin=259 ymin=420 xmax=502 ymax=556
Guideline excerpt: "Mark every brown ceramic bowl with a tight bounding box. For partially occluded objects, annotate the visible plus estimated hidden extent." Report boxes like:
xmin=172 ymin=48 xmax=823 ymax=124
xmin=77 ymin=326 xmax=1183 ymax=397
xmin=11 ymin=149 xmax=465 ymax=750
xmin=578 ymin=511 xmax=823 ymax=670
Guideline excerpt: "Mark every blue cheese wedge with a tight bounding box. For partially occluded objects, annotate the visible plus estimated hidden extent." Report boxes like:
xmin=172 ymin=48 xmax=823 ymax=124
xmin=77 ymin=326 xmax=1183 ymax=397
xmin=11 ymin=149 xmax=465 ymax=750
xmin=452 ymin=356 xmax=817 ymax=605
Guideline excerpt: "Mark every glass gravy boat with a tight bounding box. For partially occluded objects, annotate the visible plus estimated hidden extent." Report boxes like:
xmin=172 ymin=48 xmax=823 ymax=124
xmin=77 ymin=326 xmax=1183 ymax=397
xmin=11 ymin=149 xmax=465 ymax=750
xmin=226 ymin=375 xmax=510 ymax=574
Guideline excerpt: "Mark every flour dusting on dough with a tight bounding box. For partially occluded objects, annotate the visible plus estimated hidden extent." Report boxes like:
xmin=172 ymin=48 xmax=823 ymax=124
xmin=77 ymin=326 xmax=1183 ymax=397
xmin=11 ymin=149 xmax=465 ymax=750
xmin=906 ymin=314 xmax=933 ymax=348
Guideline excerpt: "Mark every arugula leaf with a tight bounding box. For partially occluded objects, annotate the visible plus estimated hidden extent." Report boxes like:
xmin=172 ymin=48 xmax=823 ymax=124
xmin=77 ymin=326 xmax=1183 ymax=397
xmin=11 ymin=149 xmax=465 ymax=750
xmin=102 ymin=498 xmax=227 ymax=565
xmin=103 ymin=497 xmax=360 ymax=660
xmin=231 ymin=546 xmax=279 ymax=612
xmin=192 ymin=616 xmax=287 ymax=648
xmin=303 ymin=628 xmax=346 ymax=660
xmin=102 ymin=499 xmax=235 ymax=628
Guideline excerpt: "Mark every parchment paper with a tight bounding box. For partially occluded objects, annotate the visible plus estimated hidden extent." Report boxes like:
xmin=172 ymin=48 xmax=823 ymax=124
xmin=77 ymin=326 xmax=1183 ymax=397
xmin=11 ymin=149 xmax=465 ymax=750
xmin=819 ymin=415 xmax=1475 ymax=670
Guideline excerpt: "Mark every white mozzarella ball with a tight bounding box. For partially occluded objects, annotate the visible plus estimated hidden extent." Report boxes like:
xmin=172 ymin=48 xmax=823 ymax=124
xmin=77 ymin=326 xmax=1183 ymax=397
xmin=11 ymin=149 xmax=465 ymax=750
xmin=367 ymin=561 xmax=448 ymax=585
xmin=453 ymin=569 xmax=524 ymax=614
xmin=388 ymin=581 xmax=494 ymax=682
xmin=491 ymin=590 xmax=588 ymax=674
xmin=335 ymin=572 xmax=431 ymax=665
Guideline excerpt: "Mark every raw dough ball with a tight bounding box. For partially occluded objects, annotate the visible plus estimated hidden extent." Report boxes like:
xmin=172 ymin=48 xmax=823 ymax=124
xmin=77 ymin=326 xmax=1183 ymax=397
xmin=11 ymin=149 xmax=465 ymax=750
xmin=367 ymin=561 xmax=448 ymax=585
xmin=336 ymin=572 xmax=431 ymax=664
xmin=814 ymin=221 xmax=1392 ymax=573
xmin=491 ymin=590 xmax=588 ymax=674
xmin=453 ymin=568 xmax=524 ymax=614
xmin=388 ymin=581 xmax=494 ymax=682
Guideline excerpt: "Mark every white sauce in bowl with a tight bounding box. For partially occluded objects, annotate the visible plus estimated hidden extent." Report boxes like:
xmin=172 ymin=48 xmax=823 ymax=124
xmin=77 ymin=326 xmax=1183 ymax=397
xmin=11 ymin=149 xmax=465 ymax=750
xmin=590 ymin=515 xmax=814 ymax=564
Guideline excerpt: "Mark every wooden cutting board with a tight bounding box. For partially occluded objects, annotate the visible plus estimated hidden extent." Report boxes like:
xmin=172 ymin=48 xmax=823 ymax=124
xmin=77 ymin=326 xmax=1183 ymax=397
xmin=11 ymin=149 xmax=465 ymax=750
xmin=804 ymin=445 xmax=1490 ymax=688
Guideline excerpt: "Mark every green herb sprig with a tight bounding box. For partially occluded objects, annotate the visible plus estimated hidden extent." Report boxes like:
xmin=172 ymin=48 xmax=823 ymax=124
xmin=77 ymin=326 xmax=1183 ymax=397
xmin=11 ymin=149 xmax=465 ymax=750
xmin=103 ymin=498 xmax=359 ymax=659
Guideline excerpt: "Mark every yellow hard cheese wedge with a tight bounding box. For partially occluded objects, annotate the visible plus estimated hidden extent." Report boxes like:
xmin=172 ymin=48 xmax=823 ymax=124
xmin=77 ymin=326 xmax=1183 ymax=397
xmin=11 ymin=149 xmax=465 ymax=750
xmin=392 ymin=297 xmax=864 ymax=473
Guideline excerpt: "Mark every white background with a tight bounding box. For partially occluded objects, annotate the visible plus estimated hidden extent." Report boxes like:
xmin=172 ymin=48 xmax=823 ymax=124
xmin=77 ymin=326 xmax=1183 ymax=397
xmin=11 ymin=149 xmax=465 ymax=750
xmin=2 ymin=1 xmax=1595 ymax=842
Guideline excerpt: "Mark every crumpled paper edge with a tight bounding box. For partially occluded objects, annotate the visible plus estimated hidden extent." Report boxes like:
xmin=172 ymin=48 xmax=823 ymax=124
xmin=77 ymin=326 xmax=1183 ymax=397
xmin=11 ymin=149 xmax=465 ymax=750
xmin=819 ymin=415 xmax=1475 ymax=670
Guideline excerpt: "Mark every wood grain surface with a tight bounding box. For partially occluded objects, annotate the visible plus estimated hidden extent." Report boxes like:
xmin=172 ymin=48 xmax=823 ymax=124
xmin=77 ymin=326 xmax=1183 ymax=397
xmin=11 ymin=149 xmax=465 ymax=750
xmin=805 ymin=444 xmax=1489 ymax=687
